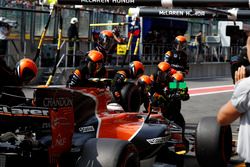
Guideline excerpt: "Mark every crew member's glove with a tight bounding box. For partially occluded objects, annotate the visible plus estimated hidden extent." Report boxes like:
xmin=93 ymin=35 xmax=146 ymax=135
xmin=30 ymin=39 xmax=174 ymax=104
xmin=180 ymin=88 xmax=190 ymax=101
xmin=153 ymin=92 xmax=167 ymax=103
xmin=67 ymin=73 xmax=80 ymax=87
xmin=114 ymin=91 xmax=121 ymax=98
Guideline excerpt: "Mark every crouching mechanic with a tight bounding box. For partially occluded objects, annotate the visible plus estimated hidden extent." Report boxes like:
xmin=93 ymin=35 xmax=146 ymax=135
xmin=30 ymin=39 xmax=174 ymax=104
xmin=111 ymin=61 xmax=144 ymax=103
xmin=150 ymin=62 xmax=172 ymax=109
xmin=0 ymin=58 xmax=38 ymax=106
xmin=66 ymin=50 xmax=106 ymax=88
xmin=137 ymin=75 xmax=152 ymax=112
xmin=150 ymin=62 xmax=187 ymax=131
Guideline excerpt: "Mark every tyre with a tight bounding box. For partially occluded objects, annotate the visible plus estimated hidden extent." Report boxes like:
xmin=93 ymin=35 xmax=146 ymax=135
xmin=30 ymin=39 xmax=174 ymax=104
xmin=76 ymin=138 xmax=140 ymax=167
xmin=195 ymin=116 xmax=232 ymax=167
xmin=120 ymin=83 xmax=141 ymax=112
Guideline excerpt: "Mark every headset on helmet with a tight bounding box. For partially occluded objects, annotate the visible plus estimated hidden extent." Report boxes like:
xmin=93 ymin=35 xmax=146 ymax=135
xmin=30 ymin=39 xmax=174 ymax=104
xmin=16 ymin=58 xmax=38 ymax=83
xmin=98 ymin=30 xmax=114 ymax=50
xmin=70 ymin=17 xmax=78 ymax=24
xmin=129 ymin=61 xmax=144 ymax=79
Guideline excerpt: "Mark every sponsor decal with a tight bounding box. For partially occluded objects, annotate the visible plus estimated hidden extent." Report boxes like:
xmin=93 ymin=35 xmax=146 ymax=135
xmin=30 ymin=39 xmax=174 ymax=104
xmin=159 ymin=10 xmax=206 ymax=17
xmin=81 ymin=0 xmax=134 ymax=3
xmin=43 ymin=97 xmax=73 ymax=108
xmin=49 ymin=107 xmax=74 ymax=160
xmin=42 ymin=123 xmax=51 ymax=129
xmin=55 ymin=134 xmax=67 ymax=146
xmin=53 ymin=117 xmax=71 ymax=127
xmin=186 ymin=10 xmax=205 ymax=16
xmin=79 ymin=126 xmax=95 ymax=133
xmin=0 ymin=105 xmax=49 ymax=116
xmin=146 ymin=136 xmax=169 ymax=145
xmin=159 ymin=10 xmax=185 ymax=16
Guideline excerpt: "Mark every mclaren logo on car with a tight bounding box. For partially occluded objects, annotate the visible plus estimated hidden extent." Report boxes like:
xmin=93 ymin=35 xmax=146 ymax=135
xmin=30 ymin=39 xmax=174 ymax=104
xmin=0 ymin=105 xmax=49 ymax=116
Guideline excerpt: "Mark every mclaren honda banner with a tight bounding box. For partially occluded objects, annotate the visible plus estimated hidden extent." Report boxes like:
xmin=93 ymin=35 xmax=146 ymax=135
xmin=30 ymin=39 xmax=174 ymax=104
xmin=128 ymin=8 xmax=224 ymax=18
xmin=58 ymin=0 xmax=250 ymax=8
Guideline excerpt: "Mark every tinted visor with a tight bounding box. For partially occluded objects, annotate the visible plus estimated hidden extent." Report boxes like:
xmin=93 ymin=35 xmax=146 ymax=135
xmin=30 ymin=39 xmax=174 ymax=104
xmin=157 ymin=70 xmax=170 ymax=83
xmin=175 ymin=42 xmax=187 ymax=51
xmin=22 ymin=68 xmax=35 ymax=83
xmin=98 ymin=34 xmax=112 ymax=50
xmin=88 ymin=61 xmax=103 ymax=74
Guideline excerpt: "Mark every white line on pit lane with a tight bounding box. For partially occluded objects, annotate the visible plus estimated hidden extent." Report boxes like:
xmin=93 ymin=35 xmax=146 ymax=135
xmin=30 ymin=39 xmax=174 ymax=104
xmin=190 ymin=90 xmax=234 ymax=96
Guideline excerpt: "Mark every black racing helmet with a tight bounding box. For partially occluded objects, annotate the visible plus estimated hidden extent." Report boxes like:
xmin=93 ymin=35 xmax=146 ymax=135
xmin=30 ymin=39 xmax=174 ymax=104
xmin=98 ymin=30 xmax=114 ymax=50
xmin=16 ymin=58 xmax=38 ymax=83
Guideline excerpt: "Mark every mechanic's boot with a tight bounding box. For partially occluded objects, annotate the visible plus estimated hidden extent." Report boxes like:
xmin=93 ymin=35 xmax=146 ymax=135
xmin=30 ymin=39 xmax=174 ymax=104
xmin=174 ymin=143 xmax=187 ymax=155
xmin=174 ymin=135 xmax=189 ymax=155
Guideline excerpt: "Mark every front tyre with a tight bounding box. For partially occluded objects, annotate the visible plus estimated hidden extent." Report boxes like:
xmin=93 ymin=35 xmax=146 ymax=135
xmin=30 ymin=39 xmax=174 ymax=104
xmin=195 ymin=116 xmax=232 ymax=167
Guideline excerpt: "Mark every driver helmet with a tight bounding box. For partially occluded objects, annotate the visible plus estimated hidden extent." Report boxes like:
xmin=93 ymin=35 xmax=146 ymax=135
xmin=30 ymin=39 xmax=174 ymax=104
xmin=174 ymin=35 xmax=187 ymax=51
xmin=87 ymin=50 xmax=104 ymax=75
xmin=70 ymin=17 xmax=78 ymax=24
xmin=98 ymin=30 xmax=114 ymax=50
xmin=16 ymin=58 xmax=38 ymax=83
xmin=129 ymin=61 xmax=144 ymax=79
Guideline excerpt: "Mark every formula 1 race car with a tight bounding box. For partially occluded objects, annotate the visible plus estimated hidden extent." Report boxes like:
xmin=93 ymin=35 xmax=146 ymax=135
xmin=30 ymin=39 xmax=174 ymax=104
xmin=0 ymin=83 xmax=188 ymax=167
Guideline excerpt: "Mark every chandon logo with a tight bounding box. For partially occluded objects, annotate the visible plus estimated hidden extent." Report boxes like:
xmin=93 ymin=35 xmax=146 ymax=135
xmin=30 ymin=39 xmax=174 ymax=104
xmin=43 ymin=97 xmax=73 ymax=107
xmin=0 ymin=105 xmax=49 ymax=116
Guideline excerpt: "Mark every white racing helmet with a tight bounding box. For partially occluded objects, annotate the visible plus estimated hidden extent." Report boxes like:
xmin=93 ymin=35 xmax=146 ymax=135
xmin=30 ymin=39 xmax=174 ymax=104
xmin=70 ymin=17 xmax=78 ymax=24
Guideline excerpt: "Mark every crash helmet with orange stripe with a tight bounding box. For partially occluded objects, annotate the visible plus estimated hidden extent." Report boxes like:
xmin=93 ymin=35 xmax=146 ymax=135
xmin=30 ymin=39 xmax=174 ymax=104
xmin=138 ymin=75 xmax=152 ymax=85
xmin=87 ymin=50 xmax=104 ymax=75
xmin=87 ymin=50 xmax=104 ymax=63
xmin=98 ymin=30 xmax=114 ymax=50
xmin=172 ymin=71 xmax=184 ymax=81
xmin=174 ymin=35 xmax=187 ymax=51
xmin=156 ymin=62 xmax=171 ymax=83
xmin=16 ymin=58 xmax=38 ymax=83
xmin=129 ymin=61 xmax=144 ymax=79
xmin=158 ymin=62 xmax=171 ymax=72
xmin=138 ymin=75 xmax=152 ymax=92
